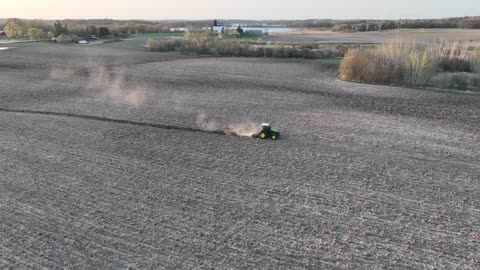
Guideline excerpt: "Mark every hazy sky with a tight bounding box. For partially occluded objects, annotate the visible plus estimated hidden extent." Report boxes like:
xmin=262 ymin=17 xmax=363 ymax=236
xmin=1 ymin=0 xmax=479 ymax=20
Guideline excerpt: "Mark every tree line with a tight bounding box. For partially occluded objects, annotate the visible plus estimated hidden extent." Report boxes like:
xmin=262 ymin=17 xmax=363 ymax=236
xmin=152 ymin=17 xmax=480 ymax=30
xmin=331 ymin=17 xmax=480 ymax=32
xmin=1 ymin=18 xmax=171 ymax=40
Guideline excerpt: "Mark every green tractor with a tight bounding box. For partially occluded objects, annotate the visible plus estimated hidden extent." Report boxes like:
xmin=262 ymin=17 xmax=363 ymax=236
xmin=254 ymin=123 xmax=280 ymax=140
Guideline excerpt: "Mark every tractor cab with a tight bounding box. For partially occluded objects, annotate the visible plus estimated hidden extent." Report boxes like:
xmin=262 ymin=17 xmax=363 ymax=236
xmin=260 ymin=123 xmax=272 ymax=132
xmin=257 ymin=123 xmax=280 ymax=140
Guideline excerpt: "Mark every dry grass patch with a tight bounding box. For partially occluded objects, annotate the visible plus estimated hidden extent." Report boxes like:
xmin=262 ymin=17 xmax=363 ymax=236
xmin=340 ymin=40 xmax=480 ymax=91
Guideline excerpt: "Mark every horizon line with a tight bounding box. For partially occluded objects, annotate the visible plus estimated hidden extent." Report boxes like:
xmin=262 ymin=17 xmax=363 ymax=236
xmin=1 ymin=16 xmax=478 ymax=22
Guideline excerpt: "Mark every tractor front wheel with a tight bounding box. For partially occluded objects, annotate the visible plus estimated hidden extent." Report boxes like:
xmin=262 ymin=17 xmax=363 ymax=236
xmin=271 ymin=134 xmax=279 ymax=140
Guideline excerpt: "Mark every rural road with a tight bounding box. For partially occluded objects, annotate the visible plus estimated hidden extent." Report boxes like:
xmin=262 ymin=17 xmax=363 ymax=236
xmin=1 ymin=40 xmax=479 ymax=269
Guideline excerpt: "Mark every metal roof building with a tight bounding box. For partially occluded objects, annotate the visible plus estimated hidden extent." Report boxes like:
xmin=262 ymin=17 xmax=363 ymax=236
xmin=212 ymin=26 xmax=224 ymax=33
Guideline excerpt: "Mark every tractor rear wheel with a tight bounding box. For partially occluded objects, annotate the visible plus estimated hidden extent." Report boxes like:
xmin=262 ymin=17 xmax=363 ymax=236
xmin=259 ymin=132 xmax=267 ymax=139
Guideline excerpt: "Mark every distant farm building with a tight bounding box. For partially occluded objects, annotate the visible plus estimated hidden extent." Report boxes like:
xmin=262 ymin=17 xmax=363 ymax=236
xmin=212 ymin=26 xmax=224 ymax=33
xmin=170 ymin=27 xmax=188 ymax=33
xmin=211 ymin=19 xmax=225 ymax=34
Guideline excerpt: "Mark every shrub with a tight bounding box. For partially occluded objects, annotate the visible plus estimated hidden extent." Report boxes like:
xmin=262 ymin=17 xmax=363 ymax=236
xmin=303 ymin=49 xmax=316 ymax=59
xmin=430 ymin=73 xmax=453 ymax=89
xmin=146 ymin=38 xmax=182 ymax=52
xmin=98 ymin=27 xmax=111 ymax=38
xmin=4 ymin=19 xmax=26 ymax=39
xmin=146 ymin=38 xmax=157 ymax=49
xmin=470 ymin=74 xmax=480 ymax=91
xmin=146 ymin=32 xmax=348 ymax=59
xmin=255 ymin=47 xmax=265 ymax=57
xmin=431 ymin=72 xmax=480 ymax=91
xmin=339 ymin=40 xmax=479 ymax=90
xmin=437 ymin=57 xmax=472 ymax=72
xmin=339 ymin=49 xmax=369 ymax=82
xmin=264 ymin=47 xmax=273 ymax=57
xmin=336 ymin=45 xmax=350 ymax=56
xmin=340 ymin=42 xmax=418 ymax=85
xmin=450 ymin=73 xmax=470 ymax=90
xmin=56 ymin=33 xmax=73 ymax=43
xmin=404 ymin=51 xmax=432 ymax=87
xmin=27 ymin=28 xmax=46 ymax=41
xmin=473 ymin=60 xmax=480 ymax=73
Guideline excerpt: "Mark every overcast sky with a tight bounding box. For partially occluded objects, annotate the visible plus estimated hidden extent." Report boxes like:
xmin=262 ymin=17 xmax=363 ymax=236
xmin=1 ymin=0 xmax=479 ymax=20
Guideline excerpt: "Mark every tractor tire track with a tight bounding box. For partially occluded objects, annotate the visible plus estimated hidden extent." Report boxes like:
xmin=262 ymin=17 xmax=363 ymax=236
xmin=0 ymin=108 xmax=232 ymax=137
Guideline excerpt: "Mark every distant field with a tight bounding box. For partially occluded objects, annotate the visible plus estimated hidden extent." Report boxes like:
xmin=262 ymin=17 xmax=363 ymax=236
xmin=265 ymin=28 xmax=480 ymax=44
xmin=140 ymin=32 xmax=185 ymax=38
xmin=0 ymin=39 xmax=36 ymax=44
xmin=223 ymin=34 xmax=260 ymax=39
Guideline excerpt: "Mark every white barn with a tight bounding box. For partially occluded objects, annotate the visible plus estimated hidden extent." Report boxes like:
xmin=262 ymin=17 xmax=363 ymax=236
xmin=212 ymin=26 xmax=224 ymax=34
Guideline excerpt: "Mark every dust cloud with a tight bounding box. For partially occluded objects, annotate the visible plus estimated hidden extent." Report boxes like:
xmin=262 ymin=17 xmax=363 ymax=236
xmin=88 ymin=66 xmax=147 ymax=107
xmin=227 ymin=122 xmax=260 ymax=137
xmin=196 ymin=111 xmax=219 ymax=131
xmin=197 ymin=111 xmax=259 ymax=137
xmin=49 ymin=65 xmax=147 ymax=107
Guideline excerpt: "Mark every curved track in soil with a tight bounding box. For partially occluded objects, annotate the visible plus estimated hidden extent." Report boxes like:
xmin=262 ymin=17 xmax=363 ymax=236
xmin=0 ymin=108 xmax=231 ymax=136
